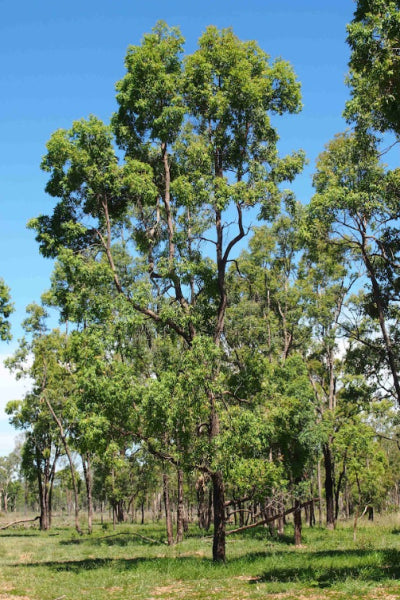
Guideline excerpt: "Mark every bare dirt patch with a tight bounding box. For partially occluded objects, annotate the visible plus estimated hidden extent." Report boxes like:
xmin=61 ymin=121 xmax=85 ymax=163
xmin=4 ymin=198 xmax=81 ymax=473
xmin=369 ymin=590 xmax=400 ymax=600
xmin=0 ymin=595 xmax=32 ymax=600
xmin=18 ymin=553 xmax=32 ymax=562
xmin=151 ymin=582 xmax=192 ymax=599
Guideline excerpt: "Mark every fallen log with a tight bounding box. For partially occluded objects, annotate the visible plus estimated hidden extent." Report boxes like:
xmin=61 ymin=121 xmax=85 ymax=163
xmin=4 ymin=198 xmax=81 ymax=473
xmin=226 ymin=498 xmax=320 ymax=536
xmin=0 ymin=515 xmax=40 ymax=530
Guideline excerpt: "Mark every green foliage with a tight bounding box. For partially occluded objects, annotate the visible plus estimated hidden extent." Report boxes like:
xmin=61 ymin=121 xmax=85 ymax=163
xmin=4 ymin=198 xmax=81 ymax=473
xmin=346 ymin=1 xmax=400 ymax=134
xmin=309 ymin=130 xmax=400 ymax=405
xmin=0 ymin=278 xmax=13 ymax=341
xmin=113 ymin=21 xmax=185 ymax=149
xmin=334 ymin=417 xmax=391 ymax=510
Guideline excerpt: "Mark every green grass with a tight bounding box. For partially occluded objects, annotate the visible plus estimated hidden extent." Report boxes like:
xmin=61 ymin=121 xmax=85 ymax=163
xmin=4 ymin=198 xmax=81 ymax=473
xmin=1 ymin=515 xmax=400 ymax=599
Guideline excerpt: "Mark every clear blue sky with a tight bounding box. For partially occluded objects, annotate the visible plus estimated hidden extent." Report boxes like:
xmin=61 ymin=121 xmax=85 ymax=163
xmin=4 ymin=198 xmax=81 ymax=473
xmin=0 ymin=0 xmax=356 ymax=454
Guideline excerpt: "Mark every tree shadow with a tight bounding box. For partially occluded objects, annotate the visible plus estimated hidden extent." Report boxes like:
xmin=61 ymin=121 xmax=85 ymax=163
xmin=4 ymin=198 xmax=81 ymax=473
xmin=60 ymin=532 xmax=165 ymax=547
xmin=18 ymin=555 xmax=211 ymax=574
xmin=249 ymin=548 xmax=400 ymax=588
xmin=0 ymin=532 xmax=39 ymax=538
xmin=12 ymin=538 xmax=400 ymax=587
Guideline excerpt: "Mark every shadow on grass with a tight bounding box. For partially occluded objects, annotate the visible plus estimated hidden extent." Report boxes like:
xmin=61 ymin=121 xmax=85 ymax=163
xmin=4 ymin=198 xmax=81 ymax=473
xmin=57 ymin=527 xmax=295 ymax=549
xmin=18 ymin=555 xmax=211 ymax=574
xmin=12 ymin=542 xmax=400 ymax=587
xmin=0 ymin=532 xmax=39 ymax=538
xmin=229 ymin=529 xmax=295 ymax=545
xmin=60 ymin=532 xmax=166 ymax=547
xmin=250 ymin=548 xmax=400 ymax=588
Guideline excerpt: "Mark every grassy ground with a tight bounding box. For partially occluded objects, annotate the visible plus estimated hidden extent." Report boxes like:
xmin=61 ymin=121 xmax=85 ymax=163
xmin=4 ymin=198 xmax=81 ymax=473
xmin=1 ymin=514 xmax=400 ymax=599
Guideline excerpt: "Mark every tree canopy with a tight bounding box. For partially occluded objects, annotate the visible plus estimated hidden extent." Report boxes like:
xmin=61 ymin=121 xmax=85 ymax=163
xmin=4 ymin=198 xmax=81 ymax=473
xmin=4 ymin=6 xmax=400 ymax=564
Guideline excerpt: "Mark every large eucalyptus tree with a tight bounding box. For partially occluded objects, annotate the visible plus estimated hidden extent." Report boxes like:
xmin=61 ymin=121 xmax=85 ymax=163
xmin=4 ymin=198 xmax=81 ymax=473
xmin=29 ymin=23 xmax=304 ymax=561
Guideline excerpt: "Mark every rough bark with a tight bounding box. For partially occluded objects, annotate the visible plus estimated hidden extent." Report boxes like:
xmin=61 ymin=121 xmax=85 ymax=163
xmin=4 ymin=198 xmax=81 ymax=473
xmin=317 ymin=459 xmax=323 ymax=526
xmin=163 ymin=472 xmax=174 ymax=546
xmin=36 ymin=446 xmax=55 ymax=531
xmin=176 ymin=468 xmax=184 ymax=543
xmin=212 ymin=470 xmax=226 ymax=562
xmin=293 ymin=498 xmax=302 ymax=546
xmin=116 ymin=499 xmax=125 ymax=523
xmin=323 ymin=442 xmax=335 ymax=529
xmin=82 ymin=454 xmax=93 ymax=534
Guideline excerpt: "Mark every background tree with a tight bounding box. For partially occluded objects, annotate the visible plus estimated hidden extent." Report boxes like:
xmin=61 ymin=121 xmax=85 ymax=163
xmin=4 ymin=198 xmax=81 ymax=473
xmin=0 ymin=278 xmax=13 ymax=341
xmin=346 ymin=0 xmax=400 ymax=136
xmin=333 ymin=415 xmax=391 ymax=539
xmin=310 ymin=131 xmax=400 ymax=406
xmin=0 ymin=447 xmax=21 ymax=512
xmin=6 ymin=395 xmax=61 ymax=530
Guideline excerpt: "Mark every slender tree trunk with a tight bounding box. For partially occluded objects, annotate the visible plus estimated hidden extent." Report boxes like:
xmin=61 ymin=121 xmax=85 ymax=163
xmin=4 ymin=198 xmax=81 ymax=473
xmin=309 ymin=499 xmax=315 ymax=527
xmin=265 ymin=501 xmax=275 ymax=535
xmin=42 ymin=489 xmax=50 ymax=531
xmin=294 ymin=499 xmax=302 ymax=546
xmin=238 ymin=500 xmax=244 ymax=527
xmin=335 ymin=467 xmax=346 ymax=521
xmin=44 ymin=396 xmax=82 ymax=534
xmin=353 ymin=507 xmax=359 ymax=542
xmin=24 ymin=480 xmax=28 ymax=516
xmin=82 ymin=454 xmax=93 ymax=534
xmin=345 ymin=484 xmax=351 ymax=519
xmin=163 ymin=473 xmax=174 ymax=546
xmin=323 ymin=442 xmax=335 ymax=529
xmin=212 ymin=470 xmax=226 ymax=562
xmin=304 ymin=502 xmax=309 ymax=524
xmin=116 ymin=500 xmax=125 ymax=523
xmin=36 ymin=448 xmax=50 ymax=531
xmin=48 ymin=476 xmax=53 ymax=529
xmin=317 ymin=459 xmax=323 ymax=526
xmin=176 ymin=468 xmax=184 ymax=543
xmin=206 ymin=486 xmax=213 ymax=531
xmin=277 ymin=494 xmax=285 ymax=536
xmin=37 ymin=469 xmax=47 ymax=531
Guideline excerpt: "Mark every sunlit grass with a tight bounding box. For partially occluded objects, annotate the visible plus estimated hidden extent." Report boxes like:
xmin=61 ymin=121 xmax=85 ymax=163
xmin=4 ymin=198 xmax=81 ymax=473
xmin=1 ymin=514 xmax=400 ymax=599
